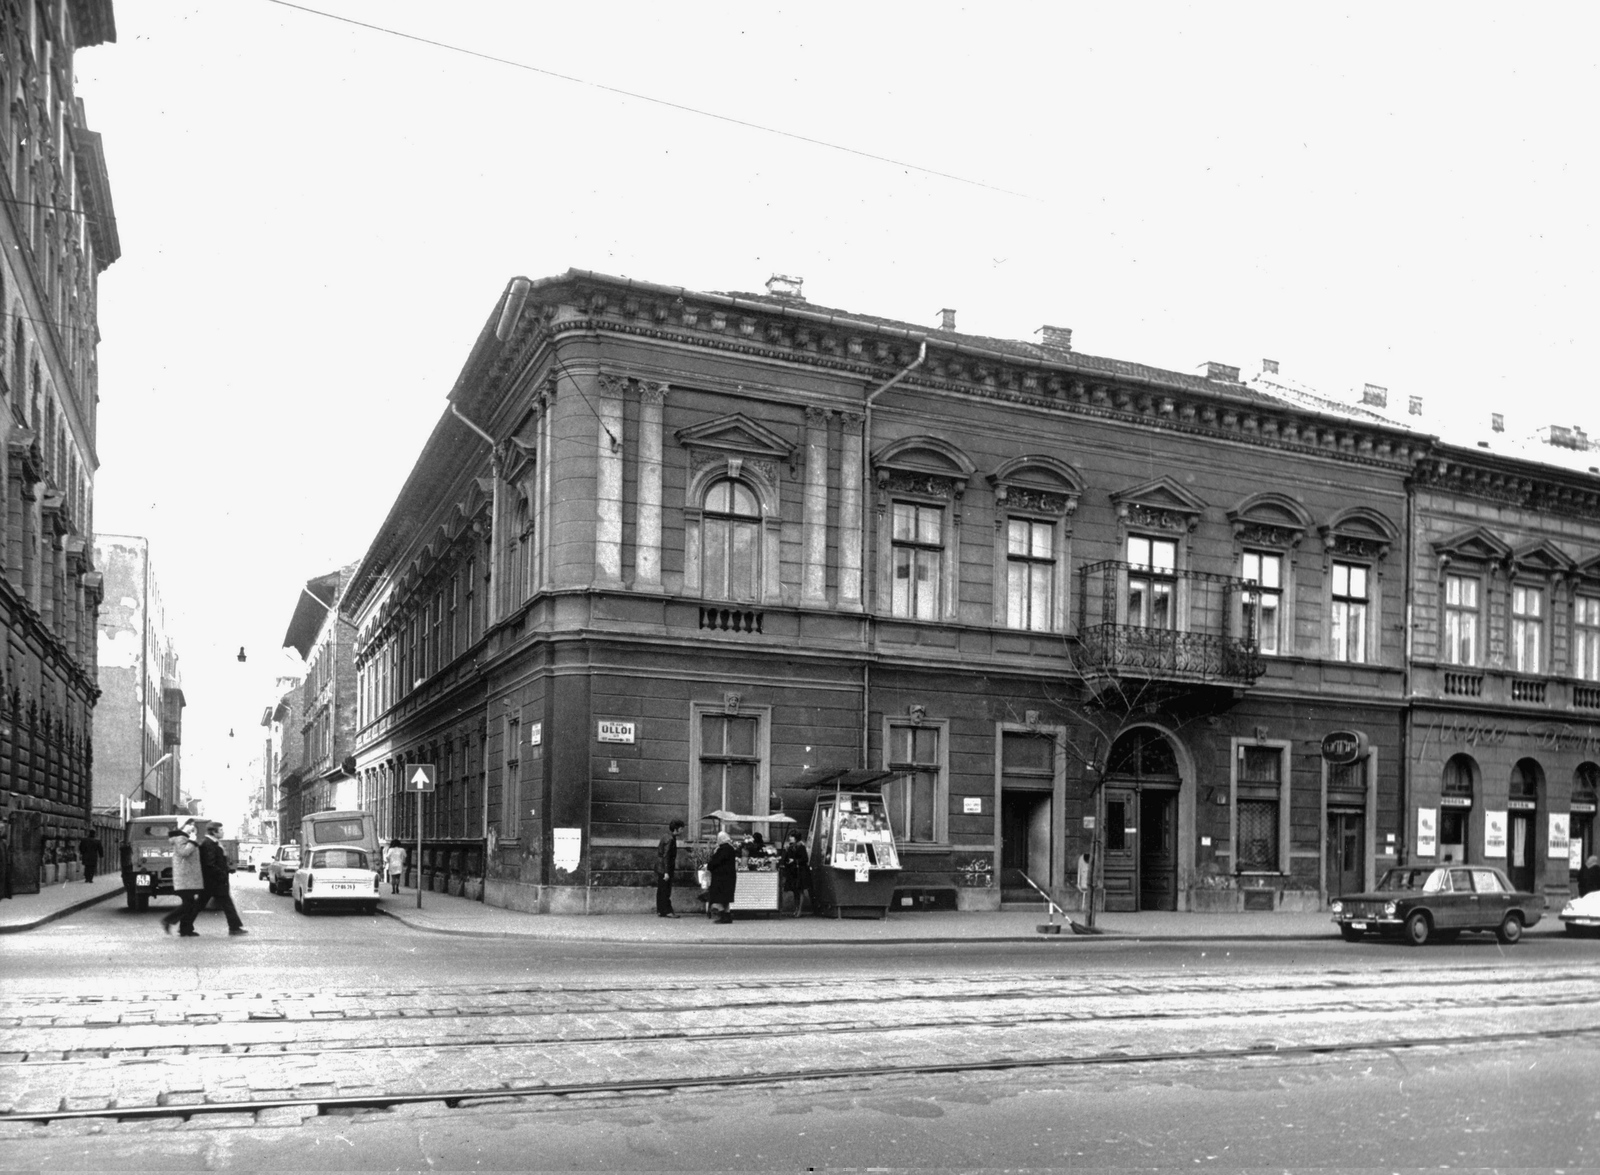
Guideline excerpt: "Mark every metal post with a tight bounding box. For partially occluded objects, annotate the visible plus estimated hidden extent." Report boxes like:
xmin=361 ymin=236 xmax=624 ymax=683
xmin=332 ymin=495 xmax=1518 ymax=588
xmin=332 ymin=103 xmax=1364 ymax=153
xmin=416 ymin=788 xmax=423 ymax=910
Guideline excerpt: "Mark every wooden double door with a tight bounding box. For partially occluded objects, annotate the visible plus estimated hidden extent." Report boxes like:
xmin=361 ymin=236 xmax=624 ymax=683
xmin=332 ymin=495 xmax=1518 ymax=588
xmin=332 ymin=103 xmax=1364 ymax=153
xmin=1102 ymin=784 xmax=1177 ymax=911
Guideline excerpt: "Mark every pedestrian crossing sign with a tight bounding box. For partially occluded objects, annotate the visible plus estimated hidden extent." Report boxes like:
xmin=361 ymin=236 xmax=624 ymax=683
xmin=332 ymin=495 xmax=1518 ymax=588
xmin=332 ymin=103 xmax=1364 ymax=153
xmin=405 ymin=764 xmax=437 ymax=793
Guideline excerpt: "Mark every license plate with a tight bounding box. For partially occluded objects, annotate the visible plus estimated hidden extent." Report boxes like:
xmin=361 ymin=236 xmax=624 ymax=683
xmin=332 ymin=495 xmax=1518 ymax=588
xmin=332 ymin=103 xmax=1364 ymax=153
xmin=331 ymin=884 xmax=356 ymax=891
xmin=136 ymin=874 xmax=151 ymax=886
xmin=1350 ymin=921 xmax=1368 ymax=929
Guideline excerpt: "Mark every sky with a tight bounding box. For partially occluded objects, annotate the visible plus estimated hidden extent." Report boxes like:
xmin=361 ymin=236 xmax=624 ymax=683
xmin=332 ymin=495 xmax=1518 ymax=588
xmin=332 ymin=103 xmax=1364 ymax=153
xmin=73 ymin=2 xmax=1599 ymax=829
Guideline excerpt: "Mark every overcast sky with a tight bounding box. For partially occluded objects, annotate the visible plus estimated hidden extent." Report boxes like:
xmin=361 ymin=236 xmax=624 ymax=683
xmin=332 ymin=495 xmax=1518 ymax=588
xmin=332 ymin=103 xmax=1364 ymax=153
xmin=75 ymin=2 xmax=1599 ymax=827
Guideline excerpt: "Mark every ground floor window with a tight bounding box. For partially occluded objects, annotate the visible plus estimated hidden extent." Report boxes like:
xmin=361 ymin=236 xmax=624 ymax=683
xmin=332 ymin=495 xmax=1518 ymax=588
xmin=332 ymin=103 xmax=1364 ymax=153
xmin=884 ymin=721 xmax=946 ymax=842
xmin=694 ymin=706 xmax=768 ymax=826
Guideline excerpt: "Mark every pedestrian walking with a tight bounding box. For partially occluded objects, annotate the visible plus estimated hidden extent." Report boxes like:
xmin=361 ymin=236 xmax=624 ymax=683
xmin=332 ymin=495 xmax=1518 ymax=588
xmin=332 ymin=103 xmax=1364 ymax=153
xmin=706 ymin=829 xmax=738 ymax=924
xmin=780 ymin=830 xmax=811 ymax=917
xmin=384 ymin=842 xmax=407 ymax=894
xmin=160 ymin=823 xmax=205 ymax=937
xmin=656 ymin=818 xmax=685 ymax=917
xmin=79 ymin=833 xmax=102 ymax=883
xmin=195 ymin=822 xmax=247 ymax=935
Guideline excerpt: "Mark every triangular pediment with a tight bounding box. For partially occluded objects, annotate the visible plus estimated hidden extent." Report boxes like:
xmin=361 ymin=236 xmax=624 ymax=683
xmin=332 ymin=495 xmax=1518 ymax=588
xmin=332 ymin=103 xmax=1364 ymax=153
xmin=1110 ymin=476 xmax=1207 ymax=517
xmin=1510 ymin=539 xmax=1575 ymax=576
xmin=1433 ymin=525 xmax=1513 ymax=565
xmin=675 ymin=413 xmax=795 ymax=462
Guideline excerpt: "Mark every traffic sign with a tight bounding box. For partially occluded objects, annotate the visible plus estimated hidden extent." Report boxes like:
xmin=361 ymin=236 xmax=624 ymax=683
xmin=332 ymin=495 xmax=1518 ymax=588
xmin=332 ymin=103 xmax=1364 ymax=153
xmin=405 ymin=764 xmax=437 ymax=793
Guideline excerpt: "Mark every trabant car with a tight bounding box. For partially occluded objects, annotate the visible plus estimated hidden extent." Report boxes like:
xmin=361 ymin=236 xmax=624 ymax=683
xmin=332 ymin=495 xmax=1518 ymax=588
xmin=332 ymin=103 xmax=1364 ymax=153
xmin=292 ymin=846 xmax=380 ymax=914
xmin=266 ymin=844 xmax=302 ymax=895
xmin=1331 ymin=864 xmax=1542 ymax=945
xmin=1559 ymin=890 xmax=1600 ymax=935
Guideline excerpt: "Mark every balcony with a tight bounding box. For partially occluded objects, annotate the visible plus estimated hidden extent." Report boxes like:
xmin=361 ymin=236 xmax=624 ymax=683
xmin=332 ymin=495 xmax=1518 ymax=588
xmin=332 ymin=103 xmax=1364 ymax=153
xmin=1075 ymin=560 xmax=1265 ymax=687
xmin=1416 ymin=665 xmax=1600 ymax=713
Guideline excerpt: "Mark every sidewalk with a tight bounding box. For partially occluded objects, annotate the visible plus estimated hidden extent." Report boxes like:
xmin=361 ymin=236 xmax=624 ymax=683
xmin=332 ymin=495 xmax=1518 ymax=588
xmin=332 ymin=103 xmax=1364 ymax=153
xmin=0 ymin=874 xmax=125 ymax=934
xmin=2 ymin=874 xmax=1568 ymax=943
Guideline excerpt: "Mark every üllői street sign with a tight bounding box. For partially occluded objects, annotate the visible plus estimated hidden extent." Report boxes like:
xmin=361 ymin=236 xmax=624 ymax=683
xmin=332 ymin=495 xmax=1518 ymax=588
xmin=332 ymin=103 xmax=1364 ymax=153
xmin=405 ymin=764 xmax=437 ymax=793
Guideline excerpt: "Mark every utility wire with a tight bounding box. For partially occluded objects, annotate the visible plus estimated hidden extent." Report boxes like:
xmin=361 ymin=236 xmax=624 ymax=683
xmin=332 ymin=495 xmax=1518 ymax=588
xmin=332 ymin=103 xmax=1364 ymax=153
xmin=262 ymin=0 xmax=1040 ymax=203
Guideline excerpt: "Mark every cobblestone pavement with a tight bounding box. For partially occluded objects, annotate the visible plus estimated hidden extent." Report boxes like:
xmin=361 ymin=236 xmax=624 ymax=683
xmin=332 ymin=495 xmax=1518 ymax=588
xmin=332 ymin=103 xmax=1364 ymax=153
xmin=4 ymin=964 xmax=1598 ymax=1134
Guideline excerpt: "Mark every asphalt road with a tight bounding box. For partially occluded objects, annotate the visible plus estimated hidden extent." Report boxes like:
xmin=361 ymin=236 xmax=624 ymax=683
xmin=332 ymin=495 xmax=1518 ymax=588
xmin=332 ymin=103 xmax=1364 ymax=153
xmin=5 ymin=874 xmax=1600 ymax=1170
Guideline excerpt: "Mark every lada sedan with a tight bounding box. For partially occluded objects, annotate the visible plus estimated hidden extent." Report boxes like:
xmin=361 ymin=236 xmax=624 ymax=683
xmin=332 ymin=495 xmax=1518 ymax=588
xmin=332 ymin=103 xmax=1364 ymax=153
xmin=1558 ymin=890 xmax=1600 ymax=935
xmin=292 ymin=846 xmax=381 ymax=915
xmin=1330 ymin=864 xmax=1542 ymax=945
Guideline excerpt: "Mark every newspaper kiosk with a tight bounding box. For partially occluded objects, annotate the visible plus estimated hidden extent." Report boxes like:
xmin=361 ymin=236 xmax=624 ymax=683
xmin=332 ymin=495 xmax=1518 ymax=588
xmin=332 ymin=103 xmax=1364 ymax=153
xmin=701 ymin=809 xmax=797 ymax=914
xmin=797 ymin=769 xmax=904 ymax=919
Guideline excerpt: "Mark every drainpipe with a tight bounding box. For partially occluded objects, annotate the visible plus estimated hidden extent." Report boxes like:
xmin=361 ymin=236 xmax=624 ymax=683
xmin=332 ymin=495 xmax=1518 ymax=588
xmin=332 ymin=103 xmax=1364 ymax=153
xmin=859 ymin=341 xmax=929 ymax=767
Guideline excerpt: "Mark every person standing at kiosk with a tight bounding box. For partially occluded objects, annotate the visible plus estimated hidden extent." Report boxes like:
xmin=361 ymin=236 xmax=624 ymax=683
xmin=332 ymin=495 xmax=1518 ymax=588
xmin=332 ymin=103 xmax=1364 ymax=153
xmin=781 ymin=831 xmax=811 ymax=916
xmin=706 ymin=830 xmax=738 ymax=924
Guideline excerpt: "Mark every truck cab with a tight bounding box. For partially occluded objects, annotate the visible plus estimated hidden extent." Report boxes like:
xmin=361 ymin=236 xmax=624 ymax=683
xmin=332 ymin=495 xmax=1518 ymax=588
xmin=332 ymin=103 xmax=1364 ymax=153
xmin=120 ymin=817 xmax=184 ymax=911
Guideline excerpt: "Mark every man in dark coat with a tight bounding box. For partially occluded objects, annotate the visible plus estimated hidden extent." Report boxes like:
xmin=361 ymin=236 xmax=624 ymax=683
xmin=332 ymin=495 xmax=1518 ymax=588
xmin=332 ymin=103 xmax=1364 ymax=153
xmin=196 ymin=823 xmax=248 ymax=935
xmin=706 ymin=830 xmax=738 ymax=924
xmin=655 ymin=819 xmax=685 ymax=917
xmin=79 ymin=834 xmax=103 ymax=883
xmin=780 ymin=830 xmax=811 ymax=917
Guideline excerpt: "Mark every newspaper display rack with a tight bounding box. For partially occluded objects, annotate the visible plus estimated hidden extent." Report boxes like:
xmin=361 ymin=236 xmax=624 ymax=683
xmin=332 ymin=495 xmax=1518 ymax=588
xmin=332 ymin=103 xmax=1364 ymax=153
xmin=795 ymin=768 xmax=906 ymax=919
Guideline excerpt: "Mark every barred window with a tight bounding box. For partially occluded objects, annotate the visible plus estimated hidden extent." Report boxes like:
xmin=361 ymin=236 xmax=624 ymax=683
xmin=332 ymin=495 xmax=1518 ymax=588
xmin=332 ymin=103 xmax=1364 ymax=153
xmin=1236 ymin=799 xmax=1279 ymax=871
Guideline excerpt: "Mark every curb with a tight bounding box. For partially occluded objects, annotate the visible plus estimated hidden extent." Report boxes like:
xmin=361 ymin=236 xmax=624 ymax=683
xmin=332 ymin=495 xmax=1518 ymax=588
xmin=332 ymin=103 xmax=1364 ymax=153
xmin=0 ymin=883 xmax=125 ymax=935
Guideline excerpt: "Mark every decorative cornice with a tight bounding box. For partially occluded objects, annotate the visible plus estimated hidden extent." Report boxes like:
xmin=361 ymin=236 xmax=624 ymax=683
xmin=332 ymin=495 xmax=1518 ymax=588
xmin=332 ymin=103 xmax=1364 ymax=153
xmin=1414 ymin=453 xmax=1600 ymax=521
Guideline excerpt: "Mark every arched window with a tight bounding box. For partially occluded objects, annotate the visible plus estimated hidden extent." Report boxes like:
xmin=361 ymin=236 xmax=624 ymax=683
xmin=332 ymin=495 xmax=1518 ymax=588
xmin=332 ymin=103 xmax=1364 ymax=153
xmin=701 ymin=478 xmax=760 ymax=601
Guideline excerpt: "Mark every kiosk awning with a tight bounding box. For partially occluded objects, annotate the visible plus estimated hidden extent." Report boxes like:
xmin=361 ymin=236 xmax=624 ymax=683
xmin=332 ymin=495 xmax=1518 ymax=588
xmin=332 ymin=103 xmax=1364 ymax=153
xmin=701 ymin=809 xmax=798 ymax=824
xmin=784 ymin=767 xmax=905 ymax=791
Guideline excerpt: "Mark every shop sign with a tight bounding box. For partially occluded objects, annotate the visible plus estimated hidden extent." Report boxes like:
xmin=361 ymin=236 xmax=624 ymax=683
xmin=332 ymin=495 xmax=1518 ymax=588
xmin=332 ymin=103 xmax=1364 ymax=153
xmin=1507 ymin=799 xmax=1536 ymax=811
xmin=1549 ymin=813 xmax=1570 ymax=857
xmin=1320 ymin=730 xmax=1368 ymax=765
xmin=1484 ymin=811 xmax=1507 ymax=858
xmin=1416 ymin=808 xmax=1437 ymax=858
xmin=1572 ymin=802 xmax=1597 ymax=814
xmin=1422 ymin=717 xmax=1600 ymax=756
xmin=963 ymin=797 xmax=983 ymax=814
xmin=1440 ymin=795 xmax=1472 ymax=808
xmin=597 ymin=720 xmax=635 ymax=744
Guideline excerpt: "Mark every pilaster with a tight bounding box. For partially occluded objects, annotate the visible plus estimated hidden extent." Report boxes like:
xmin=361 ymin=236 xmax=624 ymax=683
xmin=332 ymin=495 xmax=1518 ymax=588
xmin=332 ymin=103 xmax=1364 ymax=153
xmin=838 ymin=411 xmax=864 ymax=611
xmin=633 ymin=381 xmax=667 ymax=592
xmin=802 ymin=405 xmax=829 ymax=606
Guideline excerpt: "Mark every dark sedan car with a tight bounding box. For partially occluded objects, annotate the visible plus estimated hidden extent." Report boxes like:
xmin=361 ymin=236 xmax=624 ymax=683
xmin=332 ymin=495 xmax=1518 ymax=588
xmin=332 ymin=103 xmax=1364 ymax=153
xmin=1330 ymin=864 xmax=1542 ymax=945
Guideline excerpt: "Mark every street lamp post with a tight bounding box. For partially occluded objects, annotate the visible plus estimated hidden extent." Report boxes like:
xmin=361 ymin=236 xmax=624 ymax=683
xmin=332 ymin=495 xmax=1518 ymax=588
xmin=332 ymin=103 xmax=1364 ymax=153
xmin=121 ymin=751 xmax=173 ymax=821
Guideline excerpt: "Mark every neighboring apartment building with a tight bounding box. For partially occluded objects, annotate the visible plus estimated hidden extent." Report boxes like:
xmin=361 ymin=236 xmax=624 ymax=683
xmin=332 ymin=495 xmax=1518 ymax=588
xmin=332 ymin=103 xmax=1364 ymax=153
xmin=0 ymin=1 xmax=118 ymax=894
xmin=278 ymin=566 xmax=359 ymax=832
xmin=344 ymin=270 xmax=1442 ymax=916
xmin=93 ymin=535 xmax=185 ymax=817
xmin=264 ymin=679 xmax=302 ymax=847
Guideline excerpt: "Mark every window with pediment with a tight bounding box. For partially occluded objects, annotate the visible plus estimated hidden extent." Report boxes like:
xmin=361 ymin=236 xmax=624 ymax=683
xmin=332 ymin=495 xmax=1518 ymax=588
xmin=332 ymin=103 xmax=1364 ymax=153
xmin=1432 ymin=526 xmax=1507 ymax=668
xmin=988 ymin=456 xmax=1082 ymax=633
xmin=677 ymin=412 xmax=793 ymax=605
xmin=1228 ymin=493 xmax=1310 ymax=656
xmin=1506 ymin=540 xmax=1573 ymax=677
xmin=1319 ymin=507 xmax=1397 ymax=665
xmin=1107 ymin=477 xmax=1204 ymax=631
xmin=873 ymin=437 xmax=974 ymax=622
xmin=1575 ymin=571 xmax=1600 ymax=683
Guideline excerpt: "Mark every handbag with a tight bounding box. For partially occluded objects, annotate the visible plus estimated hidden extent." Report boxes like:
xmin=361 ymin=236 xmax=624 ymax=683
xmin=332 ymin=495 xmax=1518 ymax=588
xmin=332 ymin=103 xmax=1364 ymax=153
xmin=696 ymin=866 xmax=711 ymax=890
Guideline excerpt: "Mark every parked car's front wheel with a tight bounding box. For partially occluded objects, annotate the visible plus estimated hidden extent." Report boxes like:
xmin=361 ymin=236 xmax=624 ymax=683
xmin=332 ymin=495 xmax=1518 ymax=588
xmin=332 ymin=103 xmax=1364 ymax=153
xmin=1496 ymin=913 xmax=1524 ymax=944
xmin=1405 ymin=910 xmax=1432 ymax=946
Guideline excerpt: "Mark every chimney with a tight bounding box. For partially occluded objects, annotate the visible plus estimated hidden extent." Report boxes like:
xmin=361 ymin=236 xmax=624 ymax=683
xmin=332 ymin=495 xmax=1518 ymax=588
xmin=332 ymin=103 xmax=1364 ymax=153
xmin=764 ymin=274 xmax=805 ymax=302
xmin=1491 ymin=413 xmax=1504 ymax=433
xmin=939 ymin=308 xmax=957 ymax=332
xmin=1408 ymin=395 xmax=1424 ymax=416
xmin=1261 ymin=358 xmax=1279 ymax=375
xmin=1037 ymin=325 xmax=1073 ymax=354
xmin=1361 ymin=383 xmax=1388 ymax=408
xmin=1198 ymin=361 xmax=1240 ymax=383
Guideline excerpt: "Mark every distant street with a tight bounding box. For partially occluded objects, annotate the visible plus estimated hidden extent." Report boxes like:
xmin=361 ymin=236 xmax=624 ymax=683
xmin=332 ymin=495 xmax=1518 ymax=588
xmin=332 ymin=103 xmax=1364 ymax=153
xmin=5 ymin=876 xmax=1600 ymax=1168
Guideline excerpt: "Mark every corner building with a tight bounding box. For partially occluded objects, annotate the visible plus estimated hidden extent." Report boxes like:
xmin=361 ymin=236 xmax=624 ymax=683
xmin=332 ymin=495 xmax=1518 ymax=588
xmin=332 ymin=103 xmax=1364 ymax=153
xmin=346 ymin=271 xmax=1432 ymax=915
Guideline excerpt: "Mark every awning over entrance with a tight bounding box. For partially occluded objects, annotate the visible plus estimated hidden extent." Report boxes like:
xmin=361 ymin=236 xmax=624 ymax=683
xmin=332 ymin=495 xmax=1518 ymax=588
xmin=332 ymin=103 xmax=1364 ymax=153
xmin=784 ymin=767 xmax=906 ymax=791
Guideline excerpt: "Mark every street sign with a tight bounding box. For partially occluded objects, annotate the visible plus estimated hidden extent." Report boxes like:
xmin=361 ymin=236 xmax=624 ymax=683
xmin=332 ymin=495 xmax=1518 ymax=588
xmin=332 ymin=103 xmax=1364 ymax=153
xmin=405 ymin=764 xmax=437 ymax=793
xmin=1320 ymin=730 xmax=1368 ymax=765
xmin=128 ymin=800 xmax=146 ymax=810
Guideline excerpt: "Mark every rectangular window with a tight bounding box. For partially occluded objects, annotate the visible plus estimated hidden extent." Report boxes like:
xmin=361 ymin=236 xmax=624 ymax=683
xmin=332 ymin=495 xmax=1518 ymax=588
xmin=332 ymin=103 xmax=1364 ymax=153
xmin=1235 ymin=743 xmax=1285 ymax=873
xmin=886 ymin=723 xmax=943 ymax=843
xmin=502 ymin=716 xmax=520 ymax=840
xmin=447 ymin=575 xmax=459 ymax=666
xmin=1127 ymin=536 xmax=1177 ymax=629
xmin=891 ymin=502 xmax=943 ymax=619
xmin=431 ymin=592 xmax=444 ymax=675
xmin=1330 ymin=561 xmax=1369 ymax=663
xmin=1241 ymin=551 xmax=1282 ymax=655
xmin=1005 ymin=519 xmax=1055 ymax=632
xmin=1443 ymin=574 xmax=1479 ymax=666
xmin=699 ymin=712 xmax=762 ymax=817
xmin=1236 ymin=800 xmax=1280 ymax=870
xmin=1512 ymin=585 xmax=1543 ymax=674
xmin=1576 ymin=596 xmax=1600 ymax=682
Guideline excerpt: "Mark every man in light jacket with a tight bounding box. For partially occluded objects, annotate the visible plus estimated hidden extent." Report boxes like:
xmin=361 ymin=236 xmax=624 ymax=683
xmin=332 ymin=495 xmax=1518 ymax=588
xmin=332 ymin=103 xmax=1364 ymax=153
xmin=160 ymin=823 xmax=206 ymax=937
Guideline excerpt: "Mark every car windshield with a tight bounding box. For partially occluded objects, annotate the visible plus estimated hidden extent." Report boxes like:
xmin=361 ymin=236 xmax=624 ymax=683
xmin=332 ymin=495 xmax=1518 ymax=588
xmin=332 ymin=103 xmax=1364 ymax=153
xmin=280 ymin=848 xmax=300 ymax=861
xmin=311 ymin=849 xmax=369 ymax=870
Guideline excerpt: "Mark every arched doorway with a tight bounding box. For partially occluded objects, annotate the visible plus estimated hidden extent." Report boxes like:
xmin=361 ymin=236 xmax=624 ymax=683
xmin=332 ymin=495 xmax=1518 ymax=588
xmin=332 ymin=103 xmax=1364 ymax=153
xmin=1571 ymin=763 xmax=1599 ymax=886
xmin=1103 ymin=728 xmax=1181 ymax=911
xmin=1507 ymin=758 xmax=1543 ymax=893
xmin=1440 ymin=753 xmax=1477 ymax=864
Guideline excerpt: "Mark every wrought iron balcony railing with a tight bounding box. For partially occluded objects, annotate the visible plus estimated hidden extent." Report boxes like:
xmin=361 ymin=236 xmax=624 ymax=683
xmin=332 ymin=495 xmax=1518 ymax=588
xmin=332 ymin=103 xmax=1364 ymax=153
xmin=1076 ymin=624 xmax=1265 ymax=684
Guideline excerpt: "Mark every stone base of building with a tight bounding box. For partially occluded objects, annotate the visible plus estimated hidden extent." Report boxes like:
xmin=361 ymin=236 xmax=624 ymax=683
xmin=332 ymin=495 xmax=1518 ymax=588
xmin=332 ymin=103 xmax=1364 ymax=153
xmin=1187 ymin=886 xmax=1324 ymax=913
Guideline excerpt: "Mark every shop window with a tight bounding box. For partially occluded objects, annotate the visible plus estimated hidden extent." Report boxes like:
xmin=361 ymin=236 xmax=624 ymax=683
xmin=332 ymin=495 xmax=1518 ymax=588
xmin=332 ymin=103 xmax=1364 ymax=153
xmin=1005 ymin=518 xmax=1056 ymax=632
xmin=701 ymin=479 xmax=761 ymax=602
xmin=1440 ymin=753 xmax=1477 ymax=863
xmin=1330 ymin=561 xmax=1369 ymax=663
xmin=694 ymin=706 xmax=767 ymax=826
xmin=891 ymin=502 xmax=944 ymax=619
xmin=1576 ymin=597 xmax=1600 ymax=682
xmin=1127 ymin=536 xmax=1177 ymax=629
xmin=1241 ymin=550 xmax=1282 ymax=655
xmin=1443 ymin=574 xmax=1480 ymax=666
xmin=885 ymin=720 xmax=946 ymax=843
xmin=1511 ymin=585 xmax=1544 ymax=674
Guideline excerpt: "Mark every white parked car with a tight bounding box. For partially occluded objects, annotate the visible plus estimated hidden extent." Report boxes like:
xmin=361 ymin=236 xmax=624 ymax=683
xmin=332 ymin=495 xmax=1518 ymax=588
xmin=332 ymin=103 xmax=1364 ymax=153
xmin=1559 ymin=890 xmax=1600 ymax=935
xmin=292 ymin=846 xmax=381 ymax=915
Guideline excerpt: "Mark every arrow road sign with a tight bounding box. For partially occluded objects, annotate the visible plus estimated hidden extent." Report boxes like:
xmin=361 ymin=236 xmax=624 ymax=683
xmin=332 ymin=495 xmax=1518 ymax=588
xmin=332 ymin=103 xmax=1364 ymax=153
xmin=405 ymin=764 xmax=437 ymax=793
